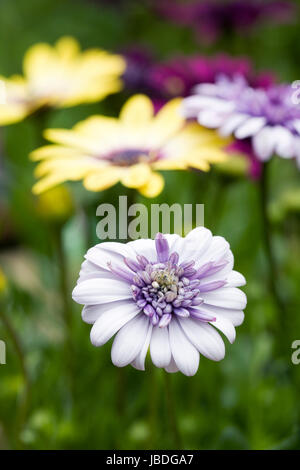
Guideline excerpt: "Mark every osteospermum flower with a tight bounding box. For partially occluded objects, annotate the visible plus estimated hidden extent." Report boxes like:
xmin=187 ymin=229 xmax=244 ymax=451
xmin=0 ymin=36 xmax=125 ymax=125
xmin=182 ymin=76 xmax=300 ymax=166
xmin=157 ymin=0 xmax=294 ymax=44
xmin=72 ymin=228 xmax=247 ymax=376
xmin=123 ymin=49 xmax=274 ymax=111
xmin=31 ymin=94 xmax=229 ymax=197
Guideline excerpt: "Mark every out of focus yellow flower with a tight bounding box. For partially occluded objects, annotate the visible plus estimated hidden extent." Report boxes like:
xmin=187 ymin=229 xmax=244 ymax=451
xmin=0 ymin=268 xmax=7 ymax=294
xmin=0 ymin=36 xmax=126 ymax=125
xmin=35 ymin=185 xmax=74 ymax=224
xmin=31 ymin=94 xmax=229 ymax=198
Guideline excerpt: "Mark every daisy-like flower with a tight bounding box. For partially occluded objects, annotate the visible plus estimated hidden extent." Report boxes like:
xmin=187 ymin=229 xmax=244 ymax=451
xmin=157 ymin=0 xmax=294 ymax=44
xmin=123 ymin=48 xmax=274 ymax=111
xmin=182 ymin=76 xmax=300 ymax=166
xmin=30 ymin=94 xmax=229 ymax=197
xmin=0 ymin=36 xmax=126 ymax=125
xmin=72 ymin=228 xmax=247 ymax=376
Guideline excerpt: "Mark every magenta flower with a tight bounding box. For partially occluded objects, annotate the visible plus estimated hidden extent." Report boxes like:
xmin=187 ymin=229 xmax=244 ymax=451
xmin=157 ymin=0 xmax=295 ymax=44
xmin=123 ymin=49 xmax=274 ymax=111
xmin=72 ymin=228 xmax=247 ymax=376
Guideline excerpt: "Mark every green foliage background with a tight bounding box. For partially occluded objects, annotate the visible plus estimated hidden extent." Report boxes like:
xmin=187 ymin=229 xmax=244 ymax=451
xmin=0 ymin=0 xmax=300 ymax=450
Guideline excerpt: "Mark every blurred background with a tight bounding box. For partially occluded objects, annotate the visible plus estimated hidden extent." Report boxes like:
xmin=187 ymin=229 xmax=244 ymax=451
xmin=0 ymin=0 xmax=300 ymax=450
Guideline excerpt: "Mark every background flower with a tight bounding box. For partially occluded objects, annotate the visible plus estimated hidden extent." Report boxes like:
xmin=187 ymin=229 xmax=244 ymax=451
xmin=31 ymin=94 xmax=229 ymax=197
xmin=123 ymin=50 xmax=274 ymax=110
xmin=0 ymin=36 xmax=126 ymax=125
xmin=156 ymin=0 xmax=295 ymax=44
xmin=182 ymin=76 xmax=300 ymax=165
xmin=73 ymin=228 xmax=247 ymax=376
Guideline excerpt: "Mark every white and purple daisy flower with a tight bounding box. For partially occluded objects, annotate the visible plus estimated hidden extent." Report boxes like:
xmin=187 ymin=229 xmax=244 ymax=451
xmin=72 ymin=228 xmax=247 ymax=376
xmin=182 ymin=75 xmax=300 ymax=167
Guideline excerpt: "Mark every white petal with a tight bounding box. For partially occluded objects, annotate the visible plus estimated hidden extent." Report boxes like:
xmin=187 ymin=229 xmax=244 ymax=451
xmin=127 ymin=238 xmax=157 ymax=263
xmin=111 ymin=314 xmax=150 ymax=367
xmin=196 ymin=235 xmax=231 ymax=269
xmin=85 ymin=242 xmax=136 ymax=273
xmin=165 ymin=356 xmax=179 ymax=373
xmin=212 ymin=317 xmax=236 ymax=344
xmin=72 ymin=278 xmax=131 ymax=305
xmin=202 ymin=287 xmax=247 ymax=310
xmin=219 ymin=113 xmax=248 ymax=137
xmin=274 ymin=126 xmax=294 ymax=159
xmin=82 ymin=303 xmax=117 ymax=324
xmin=172 ymin=227 xmax=212 ymax=265
xmin=150 ymin=326 xmax=171 ymax=368
xmin=179 ymin=317 xmax=225 ymax=361
xmin=90 ymin=300 xmax=140 ymax=346
xmin=131 ymin=323 xmax=153 ymax=371
xmin=235 ymin=116 xmax=266 ymax=139
xmin=168 ymin=319 xmax=199 ymax=376
xmin=198 ymin=303 xmax=245 ymax=326
xmin=293 ymin=119 xmax=300 ymax=134
xmin=253 ymin=126 xmax=277 ymax=161
xmin=225 ymin=271 xmax=246 ymax=287
xmin=198 ymin=110 xmax=226 ymax=128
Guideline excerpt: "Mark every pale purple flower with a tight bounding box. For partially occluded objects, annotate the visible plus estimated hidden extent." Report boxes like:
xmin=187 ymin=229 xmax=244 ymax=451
xmin=72 ymin=228 xmax=247 ymax=376
xmin=183 ymin=76 xmax=300 ymax=166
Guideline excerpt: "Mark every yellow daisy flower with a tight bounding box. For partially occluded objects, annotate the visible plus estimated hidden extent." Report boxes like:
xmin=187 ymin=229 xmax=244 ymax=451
xmin=31 ymin=94 xmax=229 ymax=198
xmin=0 ymin=36 xmax=126 ymax=125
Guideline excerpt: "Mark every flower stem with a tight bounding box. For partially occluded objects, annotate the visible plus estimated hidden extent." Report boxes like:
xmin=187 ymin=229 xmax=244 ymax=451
xmin=259 ymin=162 xmax=287 ymax=331
xmin=163 ymin=371 xmax=182 ymax=449
xmin=0 ymin=309 xmax=31 ymax=448
xmin=53 ymin=226 xmax=75 ymax=399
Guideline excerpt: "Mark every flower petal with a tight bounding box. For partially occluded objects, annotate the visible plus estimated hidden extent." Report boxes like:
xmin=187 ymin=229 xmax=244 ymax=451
xmin=111 ymin=314 xmax=150 ymax=367
xmin=131 ymin=323 xmax=153 ymax=371
xmin=179 ymin=317 xmax=225 ymax=361
xmin=90 ymin=300 xmax=140 ymax=346
xmin=150 ymin=326 xmax=171 ymax=368
xmin=72 ymin=278 xmax=131 ymax=305
xmin=168 ymin=319 xmax=199 ymax=376
xmin=202 ymin=287 xmax=247 ymax=310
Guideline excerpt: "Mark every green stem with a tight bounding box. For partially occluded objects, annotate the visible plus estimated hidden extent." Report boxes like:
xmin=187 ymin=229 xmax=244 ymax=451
xmin=53 ymin=226 xmax=74 ymax=399
xmin=0 ymin=309 xmax=31 ymax=448
xmin=148 ymin=364 xmax=158 ymax=449
xmin=163 ymin=371 xmax=182 ymax=449
xmin=259 ymin=163 xmax=287 ymax=332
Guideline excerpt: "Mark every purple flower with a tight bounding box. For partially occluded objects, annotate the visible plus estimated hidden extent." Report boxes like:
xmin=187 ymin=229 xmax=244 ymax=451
xmin=72 ymin=228 xmax=247 ymax=376
xmin=157 ymin=0 xmax=295 ymax=44
xmin=123 ymin=49 xmax=274 ymax=111
xmin=183 ymin=76 xmax=300 ymax=165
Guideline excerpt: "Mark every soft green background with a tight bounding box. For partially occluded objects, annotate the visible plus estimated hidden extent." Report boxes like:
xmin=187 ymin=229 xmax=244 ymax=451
xmin=0 ymin=0 xmax=300 ymax=450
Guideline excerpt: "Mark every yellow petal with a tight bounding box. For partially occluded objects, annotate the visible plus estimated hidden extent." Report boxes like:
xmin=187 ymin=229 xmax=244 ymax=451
xmin=150 ymin=98 xmax=184 ymax=145
xmin=153 ymin=158 xmax=187 ymax=170
xmin=138 ymin=172 xmax=165 ymax=198
xmin=23 ymin=43 xmax=57 ymax=81
xmin=120 ymin=95 xmax=154 ymax=125
xmin=120 ymin=163 xmax=152 ymax=188
xmin=30 ymin=145 xmax=84 ymax=161
xmin=55 ymin=36 xmax=80 ymax=61
xmin=0 ymin=103 xmax=29 ymax=125
xmin=34 ymin=158 xmax=95 ymax=178
xmin=44 ymin=128 xmax=99 ymax=153
xmin=84 ymin=167 xmax=123 ymax=191
xmin=32 ymin=174 xmax=70 ymax=195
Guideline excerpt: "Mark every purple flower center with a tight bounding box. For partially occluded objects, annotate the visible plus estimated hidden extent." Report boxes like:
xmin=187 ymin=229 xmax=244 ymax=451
xmin=108 ymin=233 xmax=228 ymax=328
xmin=104 ymin=148 xmax=157 ymax=167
